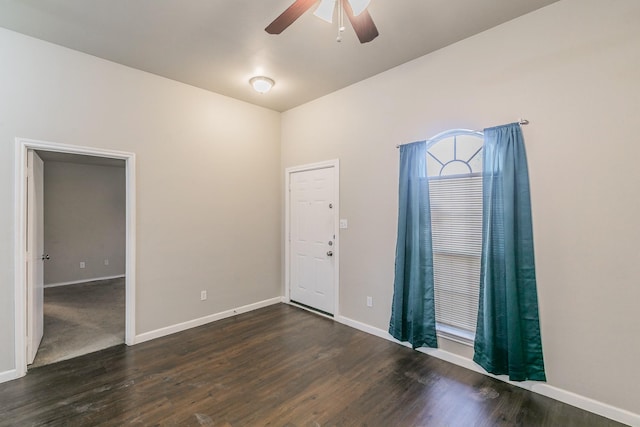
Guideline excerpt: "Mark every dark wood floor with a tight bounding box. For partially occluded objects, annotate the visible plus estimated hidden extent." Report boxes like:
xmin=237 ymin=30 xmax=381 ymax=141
xmin=0 ymin=304 xmax=624 ymax=426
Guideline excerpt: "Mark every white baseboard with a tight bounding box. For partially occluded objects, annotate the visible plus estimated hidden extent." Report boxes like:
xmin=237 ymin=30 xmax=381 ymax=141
xmin=0 ymin=368 xmax=20 ymax=383
xmin=44 ymin=275 xmax=125 ymax=288
xmin=134 ymin=297 xmax=282 ymax=345
xmin=335 ymin=314 xmax=640 ymax=427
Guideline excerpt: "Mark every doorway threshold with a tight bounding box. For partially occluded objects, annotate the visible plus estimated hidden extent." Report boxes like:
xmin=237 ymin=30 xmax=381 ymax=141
xmin=289 ymin=300 xmax=334 ymax=318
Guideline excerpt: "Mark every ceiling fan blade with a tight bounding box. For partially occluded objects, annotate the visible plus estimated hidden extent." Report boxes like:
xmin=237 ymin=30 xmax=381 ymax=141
xmin=342 ymin=1 xmax=379 ymax=43
xmin=265 ymin=0 xmax=319 ymax=34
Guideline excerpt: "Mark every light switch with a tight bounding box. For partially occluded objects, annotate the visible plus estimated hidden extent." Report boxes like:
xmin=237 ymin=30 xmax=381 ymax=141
xmin=339 ymin=219 xmax=348 ymax=229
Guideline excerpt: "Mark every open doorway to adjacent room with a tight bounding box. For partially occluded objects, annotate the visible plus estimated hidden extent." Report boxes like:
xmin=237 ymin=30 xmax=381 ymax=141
xmin=14 ymin=138 xmax=136 ymax=376
xmin=30 ymin=151 xmax=126 ymax=367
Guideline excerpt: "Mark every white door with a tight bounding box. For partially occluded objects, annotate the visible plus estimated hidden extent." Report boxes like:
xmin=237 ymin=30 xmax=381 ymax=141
xmin=289 ymin=167 xmax=336 ymax=314
xmin=27 ymin=150 xmax=45 ymax=364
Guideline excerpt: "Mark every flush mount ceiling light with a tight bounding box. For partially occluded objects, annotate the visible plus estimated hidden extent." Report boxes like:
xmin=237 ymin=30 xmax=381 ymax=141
xmin=250 ymin=76 xmax=275 ymax=94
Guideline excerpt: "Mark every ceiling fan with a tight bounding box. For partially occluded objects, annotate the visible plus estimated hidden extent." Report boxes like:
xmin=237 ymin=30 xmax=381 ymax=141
xmin=265 ymin=0 xmax=379 ymax=44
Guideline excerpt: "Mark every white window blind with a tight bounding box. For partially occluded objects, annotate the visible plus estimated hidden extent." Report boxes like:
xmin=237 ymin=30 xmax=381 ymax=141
xmin=429 ymin=175 xmax=482 ymax=335
xmin=424 ymin=130 xmax=484 ymax=342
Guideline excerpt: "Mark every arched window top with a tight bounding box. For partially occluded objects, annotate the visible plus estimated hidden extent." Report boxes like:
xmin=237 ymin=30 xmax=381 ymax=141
xmin=426 ymin=129 xmax=483 ymax=178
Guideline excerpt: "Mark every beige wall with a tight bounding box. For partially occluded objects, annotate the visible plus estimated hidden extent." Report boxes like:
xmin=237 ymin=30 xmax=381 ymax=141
xmin=43 ymin=160 xmax=126 ymax=285
xmin=0 ymin=28 xmax=281 ymax=371
xmin=281 ymin=0 xmax=640 ymax=415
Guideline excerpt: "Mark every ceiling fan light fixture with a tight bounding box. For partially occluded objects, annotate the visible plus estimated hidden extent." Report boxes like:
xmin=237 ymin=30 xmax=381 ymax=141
xmin=347 ymin=0 xmax=370 ymax=16
xmin=250 ymin=76 xmax=275 ymax=94
xmin=265 ymin=0 xmax=378 ymax=44
xmin=313 ymin=0 xmax=336 ymax=23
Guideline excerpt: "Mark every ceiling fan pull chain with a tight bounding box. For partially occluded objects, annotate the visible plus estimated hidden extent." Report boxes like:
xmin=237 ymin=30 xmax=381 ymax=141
xmin=337 ymin=0 xmax=345 ymax=42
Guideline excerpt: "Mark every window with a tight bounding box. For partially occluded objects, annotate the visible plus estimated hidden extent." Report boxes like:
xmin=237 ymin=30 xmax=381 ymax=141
xmin=426 ymin=129 xmax=483 ymax=344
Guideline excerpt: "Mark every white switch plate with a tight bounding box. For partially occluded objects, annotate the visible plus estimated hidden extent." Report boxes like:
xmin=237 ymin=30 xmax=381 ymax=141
xmin=367 ymin=296 xmax=373 ymax=307
xmin=104 ymin=259 xmax=109 ymax=266
xmin=200 ymin=290 xmax=207 ymax=301
xmin=80 ymin=261 xmax=85 ymax=269
xmin=339 ymin=219 xmax=348 ymax=229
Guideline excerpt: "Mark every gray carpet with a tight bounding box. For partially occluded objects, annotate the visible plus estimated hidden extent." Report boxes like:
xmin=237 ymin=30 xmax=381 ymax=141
xmin=31 ymin=278 xmax=125 ymax=368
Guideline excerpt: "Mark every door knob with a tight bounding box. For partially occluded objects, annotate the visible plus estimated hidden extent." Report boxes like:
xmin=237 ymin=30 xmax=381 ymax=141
xmin=41 ymin=254 xmax=50 ymax=260
xmin=327 ymin=251 xmax=333 ymax=257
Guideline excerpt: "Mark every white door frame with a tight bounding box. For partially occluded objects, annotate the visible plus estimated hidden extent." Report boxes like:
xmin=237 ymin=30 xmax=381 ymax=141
xmin=284 ymin=159 xmax=340 ymax=316
xmin=14 ymin=137 xmax=136 ymax=378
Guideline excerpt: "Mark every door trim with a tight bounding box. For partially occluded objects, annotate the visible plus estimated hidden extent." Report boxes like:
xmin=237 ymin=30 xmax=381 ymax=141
xmin=284 ymin=159 xmax=340 ymax=316
xmin=14 ymin=137 xmax=136 ymax=378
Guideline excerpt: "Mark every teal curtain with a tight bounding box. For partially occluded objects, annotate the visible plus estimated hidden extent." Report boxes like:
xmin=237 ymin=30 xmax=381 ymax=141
xmin=389 ymin=141 xmax=437 ymax=349
xmin=473 ymin=123 xmax=546 ymax=381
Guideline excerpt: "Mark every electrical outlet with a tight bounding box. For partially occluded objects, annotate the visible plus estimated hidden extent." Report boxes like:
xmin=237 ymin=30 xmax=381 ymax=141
xmin=200 ymin=290 xmax=207 ymax=301
xmin=367 ymin=296 xmax=373 ymax=307
xmin=339 ymin=219 xmax=348 ymax=229
xmin=104 ymin=259 xmax=109 ymax=266
xmin=80 ymin=261 xmax=86 ymax=269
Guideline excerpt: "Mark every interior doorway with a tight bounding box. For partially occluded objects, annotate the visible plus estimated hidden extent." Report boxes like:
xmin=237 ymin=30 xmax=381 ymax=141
xmin=31 ymin=151 xmax=127 ymax=367
xmin=285 ymin=160 xmax=340 ymax=316
xmin=14 ymin=138 xmax=137 ymax=378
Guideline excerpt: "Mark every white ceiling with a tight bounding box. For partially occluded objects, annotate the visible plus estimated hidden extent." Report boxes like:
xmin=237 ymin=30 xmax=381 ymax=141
xmin=0 ymin=0 xmax=559 ymax=112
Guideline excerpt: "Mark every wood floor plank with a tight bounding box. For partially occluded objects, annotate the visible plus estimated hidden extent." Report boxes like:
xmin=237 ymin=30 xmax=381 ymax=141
xmin=0 ymin=304 xmax=625 ymax=426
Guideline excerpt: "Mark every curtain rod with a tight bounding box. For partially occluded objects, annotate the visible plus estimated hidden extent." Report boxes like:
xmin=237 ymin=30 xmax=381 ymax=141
xmin=395 ymin=119 xmax=529 ymax=149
